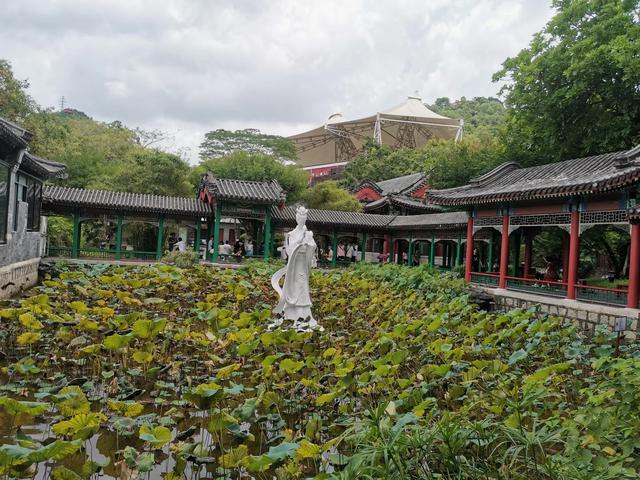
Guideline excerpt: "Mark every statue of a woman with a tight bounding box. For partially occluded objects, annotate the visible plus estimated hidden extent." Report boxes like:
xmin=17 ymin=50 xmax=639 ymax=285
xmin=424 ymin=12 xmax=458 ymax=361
xmin=271 ymin=206 xmax=319 ymax=329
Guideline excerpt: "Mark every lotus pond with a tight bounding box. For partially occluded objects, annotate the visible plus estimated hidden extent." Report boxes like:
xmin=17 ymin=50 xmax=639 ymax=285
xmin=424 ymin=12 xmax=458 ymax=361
xmin=1 ymin=261 xmax=640 ymax=479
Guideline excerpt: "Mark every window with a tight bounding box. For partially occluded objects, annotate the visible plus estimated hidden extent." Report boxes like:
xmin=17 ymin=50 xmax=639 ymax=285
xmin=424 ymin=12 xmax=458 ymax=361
xmin=13 ymin=174 xmax=28 ymax=232
xmin=26 ymin=178 xmax=42 ymax=232
xmin=0 ymin=162 xmax=9 ymax=242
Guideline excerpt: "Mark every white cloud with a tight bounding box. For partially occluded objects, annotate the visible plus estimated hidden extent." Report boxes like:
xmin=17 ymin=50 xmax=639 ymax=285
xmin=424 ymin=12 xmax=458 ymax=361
xmin=1 ymin=0 xmax=555 ymax=162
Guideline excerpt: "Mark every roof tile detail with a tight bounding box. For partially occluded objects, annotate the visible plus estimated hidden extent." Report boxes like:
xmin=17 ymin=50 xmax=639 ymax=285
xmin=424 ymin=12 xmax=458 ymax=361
xmin=202 ymin=174 xmax=284 ymax=204
xmin=43 ymin=186 xmax=211 ymax=216
xmin=428 ymin=147 xmax=640 ymax=206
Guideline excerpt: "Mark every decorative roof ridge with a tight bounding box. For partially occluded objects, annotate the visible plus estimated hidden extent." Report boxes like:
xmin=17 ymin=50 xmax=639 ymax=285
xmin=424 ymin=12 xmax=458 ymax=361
xmin=614 ymin=144 xmax=640 ymax=168
xmin=469 ymin=161 xmax=521 ymax=187
xmin=352 ymin=179 xmax=382 ymax=194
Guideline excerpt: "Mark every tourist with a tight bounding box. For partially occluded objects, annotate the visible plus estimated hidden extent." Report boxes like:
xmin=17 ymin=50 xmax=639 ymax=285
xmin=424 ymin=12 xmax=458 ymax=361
xmin=377 ymin=252 xmax=388 ymax=263
xmin=413 ymin=250 xmax=420 ymax=266
xmin=168 ymin=232 xmax=177 ymax=252
xmin=402 ymin=251 xmax=408 ymax=265
xmin=543 ymin=258 xmax=559 ymax=282
xmin=245 ymin=239 xmax=254 ymax=256
xmin=472 ymin=248 xmax=482 ymax=271
xmin=326 ymin=246 xmax=333 ymax=261
xmin=176 ymin=237 xmax=186 ymax=252
xmin=352 ymin=244 xmax=358 ymax=262
xmin=337 ymin=243 xmax=345 ymax=260
xmin=346 ymin=243 xmax=354 ymax=262
xmin=223 ymin=241 xmax=234 ymax=255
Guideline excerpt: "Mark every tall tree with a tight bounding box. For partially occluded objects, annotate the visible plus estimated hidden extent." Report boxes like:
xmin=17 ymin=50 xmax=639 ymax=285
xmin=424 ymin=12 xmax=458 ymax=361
xmin=191 ymin=151 xmax=308 ymax=203
xmin=0 ymin=60 xmax=35 ymax=123
xmin=199 ymin=128 xmax=297 ymax=161
xmin=303 ymin=181 xmax=362 ymax=212
xmin=494 ymin=0 xmax=640 ymax=165
xmin=429 ymin=96 xmax=507 ymax=141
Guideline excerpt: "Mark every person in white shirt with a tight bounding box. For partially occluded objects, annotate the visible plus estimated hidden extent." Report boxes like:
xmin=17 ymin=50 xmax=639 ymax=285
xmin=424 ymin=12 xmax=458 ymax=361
xmin=245 ymin=239 xmax=254 ymax=256
xmin=176 ymin=237 xmax=186 ymax=252
xmin=346 ymin=244 xmax=354 ymax=261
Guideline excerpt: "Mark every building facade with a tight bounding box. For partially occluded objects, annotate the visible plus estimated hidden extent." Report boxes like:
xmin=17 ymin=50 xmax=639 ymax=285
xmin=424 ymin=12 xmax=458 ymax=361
xmin=0 ymin=117 xmax=66 ymax=298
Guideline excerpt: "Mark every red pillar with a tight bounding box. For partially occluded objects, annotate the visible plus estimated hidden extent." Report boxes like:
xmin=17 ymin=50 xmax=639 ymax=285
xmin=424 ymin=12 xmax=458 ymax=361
xmin=562 ymin=234 xmax=570 ymax=283
xmin=383 ymin=235 xmax=389 ymax=256
xmin=523 ymin=230 xmax=532 ymax=278
xmin=566 ymin=210 xmax=580 ymax=300
xmin=499 ymin=214 xmax=510 ymax=289
xmin=464 ymin=216 xmax=474 ymax=282
xmin=627 ymin=223 xmax=640 ymax=309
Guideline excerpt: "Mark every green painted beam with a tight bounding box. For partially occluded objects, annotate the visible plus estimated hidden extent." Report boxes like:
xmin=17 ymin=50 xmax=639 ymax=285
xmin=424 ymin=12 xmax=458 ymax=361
xmin=115 ymin=214 xmax=123 ymax=260
xmin=429 ymin=235 xmax=436 ymax=265
xmin=263 ymin=208 xmax=271 ymax=260
xmin=71 ymin=212 xmax=81 ymax=258
xmin=212 ymin=204 xmax=221 ymax=262
xmin=194 ymin=219 xmax=202 ymax=258
xmin=156 ymin=216 xmax=165 ymax=260
xmin=331 ymin=231 xmax=338 ymax=267
xmin=407 ymin=238 xmax=414 ymax=267
xmin=361 ymin=232 xmax=367 ymax=261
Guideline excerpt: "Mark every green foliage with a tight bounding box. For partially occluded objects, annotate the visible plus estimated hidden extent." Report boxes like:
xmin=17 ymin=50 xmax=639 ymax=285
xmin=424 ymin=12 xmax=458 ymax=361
xmin=343 ymin=137 xmax=505 ymax=188
xmin=494 ymin=0 xmax=640 ymax=165
xmin=199 ymin=128 xmax=296 ymax=160
xmin=2 ymin=261 xmax=640 ymax=477
xmin=191 ymin=151 xmax=308 ymax=202
xmin=0 ymin=59 xmax=35 ymax=123
xmin=303 ymin=180 xmax=362 ymax=212
xmin=342 ymin=138 xmax=427 ymax=185
xmin=161 ymin=250 xmax=198 ymax=268
xmin=429 ymin=96 xmax=507 ymax=141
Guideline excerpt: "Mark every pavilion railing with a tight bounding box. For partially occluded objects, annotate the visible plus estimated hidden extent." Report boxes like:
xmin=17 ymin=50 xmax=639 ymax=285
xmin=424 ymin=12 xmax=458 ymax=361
xmin=48 ymin=245 xmax=72 ymax=257
xmin=120 ymin=250 xmax=158 ymax=261
xmin=505 ymin=276 xmax=568 ymax=298
xmin=471 ymin=272 xmax=499 ymax=287
xmin=79 ymin=248 xmax=117 ymax=259
xmin=575 ymin=284 xmax=628 ymax=307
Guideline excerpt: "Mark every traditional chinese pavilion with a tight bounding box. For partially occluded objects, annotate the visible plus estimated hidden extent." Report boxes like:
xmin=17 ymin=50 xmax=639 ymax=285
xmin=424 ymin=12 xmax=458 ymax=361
xmin=352 ymin=172 xmax=441 ymax=215
xmin=427 ymin=145 xmax=640 ymax=309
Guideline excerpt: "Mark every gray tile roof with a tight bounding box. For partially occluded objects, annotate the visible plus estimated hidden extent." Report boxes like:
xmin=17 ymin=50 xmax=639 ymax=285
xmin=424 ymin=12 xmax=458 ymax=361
xmin=428 ymin=146 xmax=640 ymax=206
xmin=364 ymin=194 xmax=442 ymax=213
xmin=201 ymin=174 xmax=284 ymax=204
xmin=388 ymin=211 xmax=468 ymax=229
xmin=43 ymin=186 xmax=211 ymax=217
xmin=271 ymin=205 xmax=395 ymax=230
xmin=21 ymin=153 xmax=67 ymax=180
xmin=376 ymin=172 xmax=426 ymax=196
xmin=0 ymin=117 xmax=32 ymax=148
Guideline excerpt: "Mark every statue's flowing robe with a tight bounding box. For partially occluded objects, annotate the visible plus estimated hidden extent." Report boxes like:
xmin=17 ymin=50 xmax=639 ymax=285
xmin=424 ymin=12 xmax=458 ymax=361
xmin=272 ymin=228 xmax=316 ymax=321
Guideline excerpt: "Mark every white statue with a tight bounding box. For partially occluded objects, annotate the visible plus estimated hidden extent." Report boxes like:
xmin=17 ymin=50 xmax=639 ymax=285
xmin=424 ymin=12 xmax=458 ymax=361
xmin=271 ymin=206 xmax=321 ymax=330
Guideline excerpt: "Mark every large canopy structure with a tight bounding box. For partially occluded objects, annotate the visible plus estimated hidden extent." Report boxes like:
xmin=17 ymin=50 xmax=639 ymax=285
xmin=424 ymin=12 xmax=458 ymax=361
xmin=289 ymin=95 xmax=463 ymax=176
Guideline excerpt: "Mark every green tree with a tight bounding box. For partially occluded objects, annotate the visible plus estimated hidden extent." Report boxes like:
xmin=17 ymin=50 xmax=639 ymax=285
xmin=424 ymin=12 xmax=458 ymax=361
xmin=199 ymin=128 xmax=297 ymax=161
xmin=0 ymin=59 xmax=35 ymax=123
xmin=425 ymin=138 xmax=506 ymax=189
xmin=494 ymin=0 xmax=640 ymax=165
xmin=303 ymin=181 xmax=362 ymax=212
xmin=191 ymin=151 xmax=308 ymax=203
xmin=342 ymin=139 xmax=427 ymax=185
xmin=429 ymin=96 xmax=506 ymax=141
xmin=343 ymin=138 xmax=505 ymax=189
xmin=104 ymin=149 xmax=194 ymax=196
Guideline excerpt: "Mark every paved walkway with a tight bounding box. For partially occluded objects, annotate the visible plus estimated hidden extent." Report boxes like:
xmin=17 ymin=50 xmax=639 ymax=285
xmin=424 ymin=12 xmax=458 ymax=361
xmin=44 ymin=257 xmax=243 ymax=269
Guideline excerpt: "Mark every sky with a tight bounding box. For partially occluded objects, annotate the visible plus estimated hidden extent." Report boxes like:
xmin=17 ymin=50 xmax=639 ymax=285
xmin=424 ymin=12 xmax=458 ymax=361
xmin=2 ymin=0 xmax=555 ymax=162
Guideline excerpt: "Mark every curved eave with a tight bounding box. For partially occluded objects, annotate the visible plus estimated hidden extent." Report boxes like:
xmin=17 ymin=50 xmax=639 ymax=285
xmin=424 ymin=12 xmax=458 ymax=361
xmin=427 ymin=171 xmax=640 ymax=207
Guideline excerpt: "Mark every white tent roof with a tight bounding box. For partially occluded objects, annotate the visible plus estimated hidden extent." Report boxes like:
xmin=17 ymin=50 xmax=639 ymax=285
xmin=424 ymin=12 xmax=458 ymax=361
xmin=290 ymin=95 xmax=463 ymax=169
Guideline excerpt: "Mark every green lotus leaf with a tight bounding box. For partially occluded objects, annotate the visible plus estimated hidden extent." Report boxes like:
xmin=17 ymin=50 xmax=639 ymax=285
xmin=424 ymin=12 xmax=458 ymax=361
xmin=139 ymin=424 xmax=172 ymax=449
xmin=103 ymin=333 xmax=133 ymax=351
xmin=0 ymin=397 xmax=49 ymax=416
